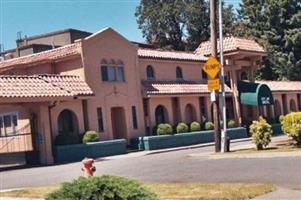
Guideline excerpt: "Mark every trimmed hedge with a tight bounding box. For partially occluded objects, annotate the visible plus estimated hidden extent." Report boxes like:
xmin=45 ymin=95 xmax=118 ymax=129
xmin=82 ymin=130 xmax=100 ymax=143
xmin=176 ymin=122 xmax=189 ymax=133
xmin=190 ymin=121 xmax=201 ymax=132
xmin=132 ymin=127 xmax=248 ymax=150
xmin=205 ymin=121 xmax=214 ymax=130
xmin=156 ymin=123 xmax=173 ymax=135
xmin=227 ymin=120 xmax=236 ymax=128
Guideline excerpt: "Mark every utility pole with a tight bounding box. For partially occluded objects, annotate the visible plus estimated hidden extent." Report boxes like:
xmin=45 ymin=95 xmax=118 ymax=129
xmin=210 ymin=0 xmax=221 ymax=152
xmin=218 ymin=0 xmax=227 ymax=152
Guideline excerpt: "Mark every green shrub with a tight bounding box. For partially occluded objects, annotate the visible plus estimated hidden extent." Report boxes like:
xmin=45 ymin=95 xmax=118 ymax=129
xmin=190 ymin=121 xmax=201 ymax=132
xmin=156 ymin=123 xmax=173 ymax=135
xmin=46 ymin=175 xmax=158 ymax=200
xmin=281 ymin=112 xmax=301 ymax=145
xmin=227 ymin=120 xmax=237 ymax=128
xmin=82 ymin=131 xmax=100 ymax=143
xmin=176 ymin=122 xmax=189 ymax=133
xmin=54 ymin=133 xmax=80 ymax=145
xmin=249 ymin=117 xmax=272 ymax=150
xmin=205 ymin=121 xmax=214 ymax=130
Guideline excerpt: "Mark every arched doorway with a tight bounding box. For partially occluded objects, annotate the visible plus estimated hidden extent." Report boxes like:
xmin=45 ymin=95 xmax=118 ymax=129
xmin=290 ymin=99 xmax=297 ymax=112
xmin=184 ymin=104 xmax=197 ymax=123
xmin=155 ymin=105 xmax=168 ymax=125
xmin=57 ymin=109 xmax=79 ymax=135
xmin=274 ymin=100 xmax=281 ymax=118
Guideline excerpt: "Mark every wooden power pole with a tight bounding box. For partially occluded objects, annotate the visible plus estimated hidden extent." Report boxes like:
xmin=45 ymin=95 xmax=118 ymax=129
xmin=210 ymin=0 xmax=221 ymax=152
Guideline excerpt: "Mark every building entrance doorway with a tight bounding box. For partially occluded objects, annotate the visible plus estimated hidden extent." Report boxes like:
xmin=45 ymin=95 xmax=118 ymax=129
xmin=111 ymin=107 xmax=127 ymax=139
xmin=57 ymin=109 xmax=79 ymax=135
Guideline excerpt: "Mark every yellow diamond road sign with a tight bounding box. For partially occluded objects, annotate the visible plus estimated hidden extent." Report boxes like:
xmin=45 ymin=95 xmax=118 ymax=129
xmin=203 ymin=56 xmax=221 ymax=79
xmin=208 ymin=79 xmax=220 ymax=91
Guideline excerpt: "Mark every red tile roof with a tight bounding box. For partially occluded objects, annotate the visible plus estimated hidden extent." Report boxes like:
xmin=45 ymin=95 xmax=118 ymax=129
xmin=195 ymin=37 xmax=266 ymax=55
xmin=0 ymin=43 xmax=80 ymax=71
xmin=138 ymin=48 xmax=207 ymax=62
xmin=257 ymin=81 xmax=301 ymax=92
xmin=143 ymin=81 xmax=232 ymax=95
xmin=0 ymin=74 xmax=93 ymax=98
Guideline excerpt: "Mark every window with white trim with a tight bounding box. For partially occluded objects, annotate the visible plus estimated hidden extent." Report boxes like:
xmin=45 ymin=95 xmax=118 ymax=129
xmin=0 ymin=112 xmax=18 ymax=137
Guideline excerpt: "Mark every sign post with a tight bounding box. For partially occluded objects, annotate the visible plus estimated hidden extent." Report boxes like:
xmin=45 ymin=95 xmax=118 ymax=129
xmin=202 ymin=55 xmax=222 ymax=152
xmin=218 ymin=0 xmax=227 ymax=153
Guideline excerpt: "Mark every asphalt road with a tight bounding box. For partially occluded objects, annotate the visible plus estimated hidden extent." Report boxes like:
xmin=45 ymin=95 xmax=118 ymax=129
xmin=1 ymin=140 xmax=301 ymax=190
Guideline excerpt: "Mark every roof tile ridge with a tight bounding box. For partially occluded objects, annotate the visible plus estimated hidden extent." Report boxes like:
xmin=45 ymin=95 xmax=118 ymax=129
xmin=38 ymin=74 xmax=74 ymax=95
xmin=38 ymin=73 xmax=80 ymax=78
xmin=0 ymin=42 xmax=80 ymax=65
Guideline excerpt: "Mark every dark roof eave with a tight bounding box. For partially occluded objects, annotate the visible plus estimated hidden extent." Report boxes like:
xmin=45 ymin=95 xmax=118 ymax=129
xmin=138 ymin=56 xmax=206 ymax=63
xmin=144 ymin=91 xmax=232 ymax=96
xmin=203 ymin=49 xmax=266 ymax=56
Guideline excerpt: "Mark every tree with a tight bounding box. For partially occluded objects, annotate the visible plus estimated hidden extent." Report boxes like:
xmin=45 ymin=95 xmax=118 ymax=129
xmin=135 ymin=0 xmax=187 ymax=50
xmin=135 ymin=0 xmax=237 ymax=51
xmin=185 ymin=0 xmax=210 ymax=50
xmin=237 ymin=0 xmax=301 ymax=80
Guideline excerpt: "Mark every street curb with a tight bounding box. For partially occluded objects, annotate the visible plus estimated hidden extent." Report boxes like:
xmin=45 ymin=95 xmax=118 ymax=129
xmin=143 ymin=137 xmax=252 ymax=156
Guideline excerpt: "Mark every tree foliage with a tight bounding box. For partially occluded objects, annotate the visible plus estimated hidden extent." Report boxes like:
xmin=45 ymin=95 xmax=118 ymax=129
xmin=249 ymin=117 xmax=272 ymax=150
xmin=237 ymin=0 xmax=301 ymax=80
xmin=280 ymin=112 xmax=301 ymax=145
xmin=135 ymin=0 xmax=236 ymax=51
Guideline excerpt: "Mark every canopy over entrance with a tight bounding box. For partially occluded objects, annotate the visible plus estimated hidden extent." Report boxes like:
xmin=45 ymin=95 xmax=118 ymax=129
xmin=238 ymin=81 xmax=274 ymax=106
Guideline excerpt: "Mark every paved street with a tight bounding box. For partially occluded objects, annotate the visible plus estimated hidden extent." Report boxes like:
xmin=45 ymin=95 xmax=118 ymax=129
xmin=1 ymin=137 xmax=301 ymax=192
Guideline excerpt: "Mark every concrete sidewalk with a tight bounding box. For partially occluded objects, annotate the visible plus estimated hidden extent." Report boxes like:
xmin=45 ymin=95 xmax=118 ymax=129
xmin=253 ymin=187 xmax=301 ymax=200
xmin=97 ymin=136 xmax=253 ymax=161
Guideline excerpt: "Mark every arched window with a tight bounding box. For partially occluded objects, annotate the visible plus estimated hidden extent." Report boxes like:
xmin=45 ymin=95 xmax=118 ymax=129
xmin=155 ymin=105 xmax=168 ymax=125
xmin=176 ymin=66 xmax=183 ymax=79
xmin=240 ymin=71 xmax=249 ymax=80
xmin=290 ymin=99 xmax=297 ymax=112
xmin=57 ymin=109 xmax=79 ymax=135
xmin=146 ymin=65 xmax=155 ymax=80
xmin=184 ymin=104 xmax=197 ymax=123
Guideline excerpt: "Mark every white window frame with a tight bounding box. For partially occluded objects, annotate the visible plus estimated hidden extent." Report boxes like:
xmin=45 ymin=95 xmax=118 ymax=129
xmin=0 ymin=112 xmax=19 ymax=137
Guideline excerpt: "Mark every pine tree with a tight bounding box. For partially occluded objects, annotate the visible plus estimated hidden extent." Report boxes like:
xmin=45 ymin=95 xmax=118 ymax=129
xmin=237 ymin=0 xmax=301 ymax=80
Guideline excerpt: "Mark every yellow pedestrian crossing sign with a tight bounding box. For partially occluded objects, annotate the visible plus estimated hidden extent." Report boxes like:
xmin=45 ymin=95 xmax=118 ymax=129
xmin=202 ymin=56 xmax=221 ymax=79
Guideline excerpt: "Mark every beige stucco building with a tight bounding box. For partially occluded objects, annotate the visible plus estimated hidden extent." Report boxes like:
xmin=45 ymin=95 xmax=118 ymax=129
xmin=0 ymin=28 xmax=300 ymax=165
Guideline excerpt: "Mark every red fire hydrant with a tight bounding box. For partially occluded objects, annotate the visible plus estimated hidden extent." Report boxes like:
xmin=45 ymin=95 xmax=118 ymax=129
xmin=82 ymin=158 xmax=96 ymax=177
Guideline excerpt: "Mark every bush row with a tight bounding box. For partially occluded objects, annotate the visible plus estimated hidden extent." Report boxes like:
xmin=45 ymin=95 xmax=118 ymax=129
xmin=249 ymin=112 xmax=301 ymax=150
xmin=156 ymin=120 xmax=237 ymax=135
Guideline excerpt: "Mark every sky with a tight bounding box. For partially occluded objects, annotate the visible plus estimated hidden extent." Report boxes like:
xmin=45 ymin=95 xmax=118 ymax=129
xmin=0 ymin=0 xmax=241 ymax=51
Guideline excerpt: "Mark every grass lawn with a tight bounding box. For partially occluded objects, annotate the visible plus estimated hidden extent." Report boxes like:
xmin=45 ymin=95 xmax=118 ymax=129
xmin=0 ymin=183 xmax=275 ymax=200
xmin=230 ymin=139 xmax=301 ymax=154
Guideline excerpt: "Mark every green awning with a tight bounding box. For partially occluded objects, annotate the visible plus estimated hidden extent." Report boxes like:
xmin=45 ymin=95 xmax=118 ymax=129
xmin=238 ymin=81 xmax=274 ymax=106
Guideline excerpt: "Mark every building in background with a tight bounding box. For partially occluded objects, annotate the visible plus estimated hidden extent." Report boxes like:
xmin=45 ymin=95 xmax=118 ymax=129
xmin=0 ymin=27 xmax=300 ymax=165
